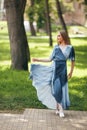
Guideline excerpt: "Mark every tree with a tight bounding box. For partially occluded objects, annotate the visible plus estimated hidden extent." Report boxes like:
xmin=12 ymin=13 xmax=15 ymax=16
xmin=27 ymin=0 xmax=36 ymax=36
xmin=4 ymin=0 xmax=30 ymax=70
xmin=45 ymin=0 xmax=53 ymax=46
xmin=36 ymin=1 xmax=46 ymax=32
xmin=85 ymin=0 xmax=87 ymax=5
xmin=55 ymin=0 xmax=70 ymax=44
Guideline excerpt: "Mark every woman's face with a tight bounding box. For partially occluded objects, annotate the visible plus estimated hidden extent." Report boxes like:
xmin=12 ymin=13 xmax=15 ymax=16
xmin=57 ymin=33 xmax=63 ymax=44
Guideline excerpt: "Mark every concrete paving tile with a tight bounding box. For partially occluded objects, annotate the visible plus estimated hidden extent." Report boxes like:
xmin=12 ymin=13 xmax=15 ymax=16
xmin=0 ymin=109 xmax=87 ymax=130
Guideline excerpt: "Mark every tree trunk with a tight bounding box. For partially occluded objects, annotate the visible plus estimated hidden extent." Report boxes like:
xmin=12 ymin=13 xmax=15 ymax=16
xmin=4 ymin=0 xmax=30 ymax=70
xmin=45 ymin=0 xmax=53 ymax=46
xmin=55 ymin=0 xmax=70 ymax=44
xmin=30 ymin=21 xmax=36 ymax=36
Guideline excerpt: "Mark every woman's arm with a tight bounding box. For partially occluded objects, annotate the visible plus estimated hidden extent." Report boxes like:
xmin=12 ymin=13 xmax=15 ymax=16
xmin=68 ymin=61 xmax=75 ymax=79
xmin=32 ymin=58 xmax=51 ymax=62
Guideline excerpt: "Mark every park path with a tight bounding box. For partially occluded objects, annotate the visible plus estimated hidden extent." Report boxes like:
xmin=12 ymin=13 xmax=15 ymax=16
xmin=0 ymin=108 xmax=87 ymax=130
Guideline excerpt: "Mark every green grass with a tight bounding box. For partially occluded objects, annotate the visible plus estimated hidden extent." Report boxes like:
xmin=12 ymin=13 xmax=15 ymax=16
xmin=0 ymin=67 xmax=46 ymax=111
xmin=0 ymin=21 xmax=87 ymax=112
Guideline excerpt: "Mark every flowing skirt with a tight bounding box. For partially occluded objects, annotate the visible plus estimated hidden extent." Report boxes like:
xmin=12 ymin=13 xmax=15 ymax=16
xmin=30 ymin=63 xmax=70 ymax=109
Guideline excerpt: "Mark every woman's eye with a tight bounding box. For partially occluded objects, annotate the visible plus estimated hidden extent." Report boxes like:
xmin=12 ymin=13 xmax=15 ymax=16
xmin=57 ymin=35 xmax=60 ymax=37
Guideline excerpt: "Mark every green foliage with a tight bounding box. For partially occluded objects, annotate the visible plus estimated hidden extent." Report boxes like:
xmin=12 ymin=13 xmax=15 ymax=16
xmin=61 ymin=0 xmax=74 ymax=13
xmin=27 ymin=6 xmax=36 ymax=22
xmin=36 ymin=6 xmax=46 ymax=29
xmin=0 ymin=22 xmax=87 ymax=112
xmin=85 ymin=0 xmax=87 ymax=5
xmin=26 ymin=0 xmax=46 ymax=30
xmin=35 ymin=0 xmax=46 ymax=29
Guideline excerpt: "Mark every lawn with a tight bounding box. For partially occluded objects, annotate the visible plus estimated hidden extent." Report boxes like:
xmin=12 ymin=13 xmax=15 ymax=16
xmin=0 ymin=21 xmax=87 ymax=112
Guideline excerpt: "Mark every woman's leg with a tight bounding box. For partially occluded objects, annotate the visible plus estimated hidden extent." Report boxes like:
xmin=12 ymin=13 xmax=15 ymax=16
xmin=58 ymin=103 xmax=65 ymax=117
xmin=56 ymin=103 xmax=64 ymax=117
xmin=55 ymin=103 xmax=59 ymax=115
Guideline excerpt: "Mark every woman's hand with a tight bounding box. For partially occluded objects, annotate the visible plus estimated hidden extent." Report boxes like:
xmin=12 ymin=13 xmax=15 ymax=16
xmin=68 ymin=61 xmax=75 ymax=79
xmin=67 ymin=72 xmax=72 ymax=79
xmin=32 ymin=58 xmax=38 ymax=62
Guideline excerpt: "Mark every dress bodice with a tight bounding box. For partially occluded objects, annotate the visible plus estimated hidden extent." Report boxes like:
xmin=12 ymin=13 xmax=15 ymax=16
xmin=50 ymin=45 xmax=75 ymax=62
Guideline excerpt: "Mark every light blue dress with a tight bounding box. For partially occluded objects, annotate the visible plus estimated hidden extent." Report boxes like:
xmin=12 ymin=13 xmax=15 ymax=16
xmin=30 ymin=45 xmax=75 ymax=110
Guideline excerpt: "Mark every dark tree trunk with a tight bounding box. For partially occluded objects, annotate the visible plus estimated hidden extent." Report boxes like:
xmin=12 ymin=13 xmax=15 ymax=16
xmin=45 ymin=0 xmax=53 ymax=46
xmin=4 ymin=0 xmax=30 ymax=70
xmin=55 ymin=0 xmax=70 ymax=44
xmin=30 ymin=21 xmax=36 ymax=36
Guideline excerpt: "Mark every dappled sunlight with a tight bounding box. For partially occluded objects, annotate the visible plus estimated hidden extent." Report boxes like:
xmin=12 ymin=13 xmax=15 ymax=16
xmin=68 ymin=66 xmax=87 ymax=77
xmin=30 ymin=45 xmax=52 ymax=58
xmin=0 ymin=21 xmax=8 ymax=33
xmin=0 ymin=24 xmax=87 ymax=111
xmin=70 ymin=89 xmax=84 ymax=98
xmin=27 ymin=37 xmax=49 ymax=44
xmin=0 ymin=66 xmax=45 ymax=110
xmin=69 ymin=117 xmax=87 ymax=130
xmin=0 ymin=60 xmax=11 ymax=69
xmin=71 ymin=37 xmax=87 ymax=46
xmin=0 ymin=36 xmax=9 ymax=41
xmin=0 ymin=40 xmax=10 ymax=61
xmin=74 ymin=68 xmax=87 ymax=77
xmin=69 ymin=76 xmax=87 ymax=110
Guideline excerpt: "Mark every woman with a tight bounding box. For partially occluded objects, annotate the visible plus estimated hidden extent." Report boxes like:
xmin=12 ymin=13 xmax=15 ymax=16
xmin=30 ymin=30 xmax=75 ymax=117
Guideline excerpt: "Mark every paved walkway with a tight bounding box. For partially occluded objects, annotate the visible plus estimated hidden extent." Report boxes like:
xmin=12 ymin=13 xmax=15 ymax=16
xmin=0 ymin=109 xmax=87 ymax=130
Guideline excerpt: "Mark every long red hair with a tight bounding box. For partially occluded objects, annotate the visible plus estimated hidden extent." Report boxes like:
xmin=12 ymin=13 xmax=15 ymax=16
xmin=60 ymin=30 xmax=70 ymax=45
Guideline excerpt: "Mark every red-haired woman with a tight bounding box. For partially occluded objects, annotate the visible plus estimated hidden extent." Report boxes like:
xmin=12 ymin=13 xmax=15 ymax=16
xmin=30 ymin=30 xmax=75 ymax=117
